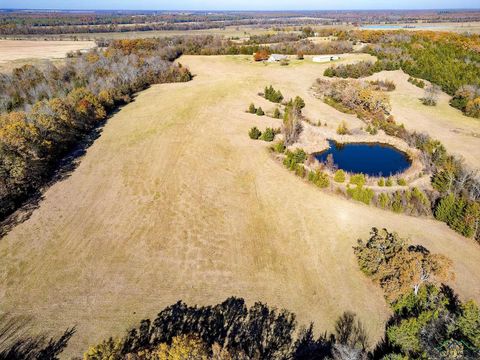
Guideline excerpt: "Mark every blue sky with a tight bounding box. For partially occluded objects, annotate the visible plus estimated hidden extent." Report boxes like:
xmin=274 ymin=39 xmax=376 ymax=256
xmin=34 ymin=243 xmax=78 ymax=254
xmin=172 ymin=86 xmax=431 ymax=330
xmin=1 ymin=0 xmax=479 ymax=10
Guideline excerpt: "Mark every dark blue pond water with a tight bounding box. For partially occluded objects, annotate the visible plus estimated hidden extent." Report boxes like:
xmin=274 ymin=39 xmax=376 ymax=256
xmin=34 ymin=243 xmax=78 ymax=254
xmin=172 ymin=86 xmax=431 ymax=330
xmin=314 ymin=140 xmax=411 ymax=177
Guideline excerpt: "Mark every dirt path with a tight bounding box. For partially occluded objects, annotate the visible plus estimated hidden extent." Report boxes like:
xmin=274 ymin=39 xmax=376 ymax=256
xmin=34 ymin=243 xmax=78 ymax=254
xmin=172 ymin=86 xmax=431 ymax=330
xmin=0 ymin=55 xmax=479 ymax=358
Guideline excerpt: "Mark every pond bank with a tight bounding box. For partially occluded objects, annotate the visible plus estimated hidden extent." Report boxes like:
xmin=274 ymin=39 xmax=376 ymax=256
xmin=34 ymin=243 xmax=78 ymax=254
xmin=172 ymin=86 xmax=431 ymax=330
xmin=290 ymin=121 xmax=427 ymax=185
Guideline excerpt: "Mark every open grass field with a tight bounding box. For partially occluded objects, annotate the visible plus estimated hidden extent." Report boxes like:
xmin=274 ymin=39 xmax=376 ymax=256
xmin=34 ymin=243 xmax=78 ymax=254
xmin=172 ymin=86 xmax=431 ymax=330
xmin=359 ymin=22 xmax=480 ymax=33
xmin=1 ymin=54 xmax=480 ymax=358
xmin=366 ymin=70 xmax=480 ymax=169
xmin=0 ymin=39 xmax=96 ymax=72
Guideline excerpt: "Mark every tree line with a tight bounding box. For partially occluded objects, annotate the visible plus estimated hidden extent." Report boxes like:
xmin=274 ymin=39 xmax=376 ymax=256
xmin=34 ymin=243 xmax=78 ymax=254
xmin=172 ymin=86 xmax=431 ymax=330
xmin=325 ymin=30 xmax=480 ymax=118
xmin=83 ymin=298 xmax=376 ymax=360
xmin=96 ymin=35 xmax=352 ymax=59
xmin=0 ymin=39 xmax=192 ymax=221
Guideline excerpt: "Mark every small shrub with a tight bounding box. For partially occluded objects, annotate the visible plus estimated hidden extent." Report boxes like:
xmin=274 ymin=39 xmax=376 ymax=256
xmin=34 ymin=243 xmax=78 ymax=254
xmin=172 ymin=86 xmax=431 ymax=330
xmin=295 ymin=164 xmax=306 ymax=177
xmin=283 ymin=148 xmax=307 ymax=170
xmin=378 ymin=178 xmax=385 ymax=187
xmin=248 ymin=103 xmax=256 ymax=114
xmin=272 ymin=140 xmax=286 ymax=153
xmin=256 ymin=107 xmax=265 ymax=116
xmin=308 ymin=169 xmax=330 ymax=188
xmin=336 ymin=121 xmax=350 ymax=135
xmin=297 ymin=51 xmax=304 ymax=60
xmin=397 ymin=178 xmax=407 ymax=186
xmin=260 ymin=128 xmax=275 ymax=142
xmin=366 ymin=124 xmax=378 ymax=135
xmin=347 ymin=185 xmax=374 ymax=205
xmin=391 ymin=191 xmax=404 ymax=213
xmin=385 ymin=178 xmax=393 ymax=187
xmin=334 ymin=169 xmax=346 ymax=183
xmin=264 ymin=85 xmax=284 ymax=103
xmin=280 ymin=59 xmax=289 ymax=66
xmin=378 ymin=192 xmax=389 ymax=208
xmin=420 ymin=97 xmax=437 ymax=106
xmin=249 ymin=127 xmax=262 ymax=139
xmin=369 ymin=79 xmax=396 ymax=91
xmin=273 ymin=107 xmax=281 ymax=119
xmin=350 ymin=174 xmax=366 ymax=187
xmin=408 ymin=77 xmax=425 ymax=88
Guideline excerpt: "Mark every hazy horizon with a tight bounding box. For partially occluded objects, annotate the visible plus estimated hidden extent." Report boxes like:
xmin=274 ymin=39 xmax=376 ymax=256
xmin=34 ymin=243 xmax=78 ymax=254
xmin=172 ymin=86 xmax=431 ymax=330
xmin=1 ymin=0 xmax=479 ymax=11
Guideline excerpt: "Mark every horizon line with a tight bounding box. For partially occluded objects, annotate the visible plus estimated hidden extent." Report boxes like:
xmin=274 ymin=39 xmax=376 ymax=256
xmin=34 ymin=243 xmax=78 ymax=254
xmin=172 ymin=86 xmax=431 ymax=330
xmin=2 ymin=8 xmax=480 ymax=12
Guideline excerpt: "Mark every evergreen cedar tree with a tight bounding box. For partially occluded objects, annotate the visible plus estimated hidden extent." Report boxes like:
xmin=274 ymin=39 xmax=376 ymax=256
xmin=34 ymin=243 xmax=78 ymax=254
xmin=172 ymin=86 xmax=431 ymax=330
xmin=264 ymin=86 xmax=284 ymax=103
xmin=248 ymin=127 xmax=262 ymax=140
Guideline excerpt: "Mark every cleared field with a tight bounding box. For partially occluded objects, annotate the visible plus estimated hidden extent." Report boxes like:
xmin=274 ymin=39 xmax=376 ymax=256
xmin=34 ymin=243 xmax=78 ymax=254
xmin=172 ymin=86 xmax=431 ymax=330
xmin=0 ymin=40 xmax=95 ymax=62
xmin=366 ymin=70 xmax=480 ymax=169
xmin=0 ymin=55 xmax=479 ymax=358
xmin=359 ymin=22 xmax=480 ymax=33
xmin=0 ymin=39 xmax=96 ymax=72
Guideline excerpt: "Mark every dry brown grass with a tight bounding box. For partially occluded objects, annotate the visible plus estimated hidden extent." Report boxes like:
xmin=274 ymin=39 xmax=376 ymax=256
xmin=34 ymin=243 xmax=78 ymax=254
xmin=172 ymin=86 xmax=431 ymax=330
xmin=0 ymin=55 xmax=479 ymax=358
xmin=0 ymin=40 xmax=95 ymax=72
xmin=366 ymin=70 xmax=480 ymax=168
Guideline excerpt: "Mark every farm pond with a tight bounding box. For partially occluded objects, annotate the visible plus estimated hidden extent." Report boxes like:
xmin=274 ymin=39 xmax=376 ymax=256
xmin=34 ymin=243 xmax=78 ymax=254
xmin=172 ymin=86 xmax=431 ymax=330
xmin=314 ymin=140 xmax=411 ymax=177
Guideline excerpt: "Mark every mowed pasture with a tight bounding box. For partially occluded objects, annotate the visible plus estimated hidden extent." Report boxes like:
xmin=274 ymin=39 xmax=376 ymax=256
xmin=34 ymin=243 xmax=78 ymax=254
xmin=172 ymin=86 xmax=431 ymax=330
xmin=1 ymin=55 xmax=480 ymax=357
xmin=366 ymin=70 xmax=480 ymax=169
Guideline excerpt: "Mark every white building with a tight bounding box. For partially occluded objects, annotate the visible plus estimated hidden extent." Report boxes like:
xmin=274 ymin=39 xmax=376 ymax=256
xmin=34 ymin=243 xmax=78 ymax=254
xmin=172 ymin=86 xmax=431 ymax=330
xmin=268 ymin=54 xmax=288 ymax=62
xmin=312 ymin=55 xmax=340 ymax=63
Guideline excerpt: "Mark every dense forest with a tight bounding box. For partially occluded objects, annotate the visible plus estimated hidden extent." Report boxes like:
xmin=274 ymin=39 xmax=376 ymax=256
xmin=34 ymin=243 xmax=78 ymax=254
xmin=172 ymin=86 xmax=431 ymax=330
xmin=0 ymin=39 xmax=191 ymax=221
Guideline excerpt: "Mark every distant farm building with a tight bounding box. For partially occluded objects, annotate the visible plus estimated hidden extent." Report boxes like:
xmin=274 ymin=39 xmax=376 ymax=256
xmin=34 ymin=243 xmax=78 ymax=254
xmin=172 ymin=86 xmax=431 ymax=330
xmin=268 ymin=54 xmax=288 ymax=62
xmin=312 ymin=55 xmax=340 ymax=63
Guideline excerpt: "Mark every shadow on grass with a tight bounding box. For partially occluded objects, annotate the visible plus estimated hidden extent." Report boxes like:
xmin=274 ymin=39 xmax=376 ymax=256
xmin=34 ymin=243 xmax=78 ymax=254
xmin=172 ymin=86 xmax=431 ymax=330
xmin=0 ymin=314 xmax=75 ymax=360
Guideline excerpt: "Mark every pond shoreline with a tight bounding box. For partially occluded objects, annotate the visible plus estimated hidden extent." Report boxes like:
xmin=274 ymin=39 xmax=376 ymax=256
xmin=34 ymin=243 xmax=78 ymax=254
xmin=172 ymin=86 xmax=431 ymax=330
xmin=313 ymin=139 xmax=412 ymax=177
xmin=290 ymin=121 xmax=427 ymax=184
